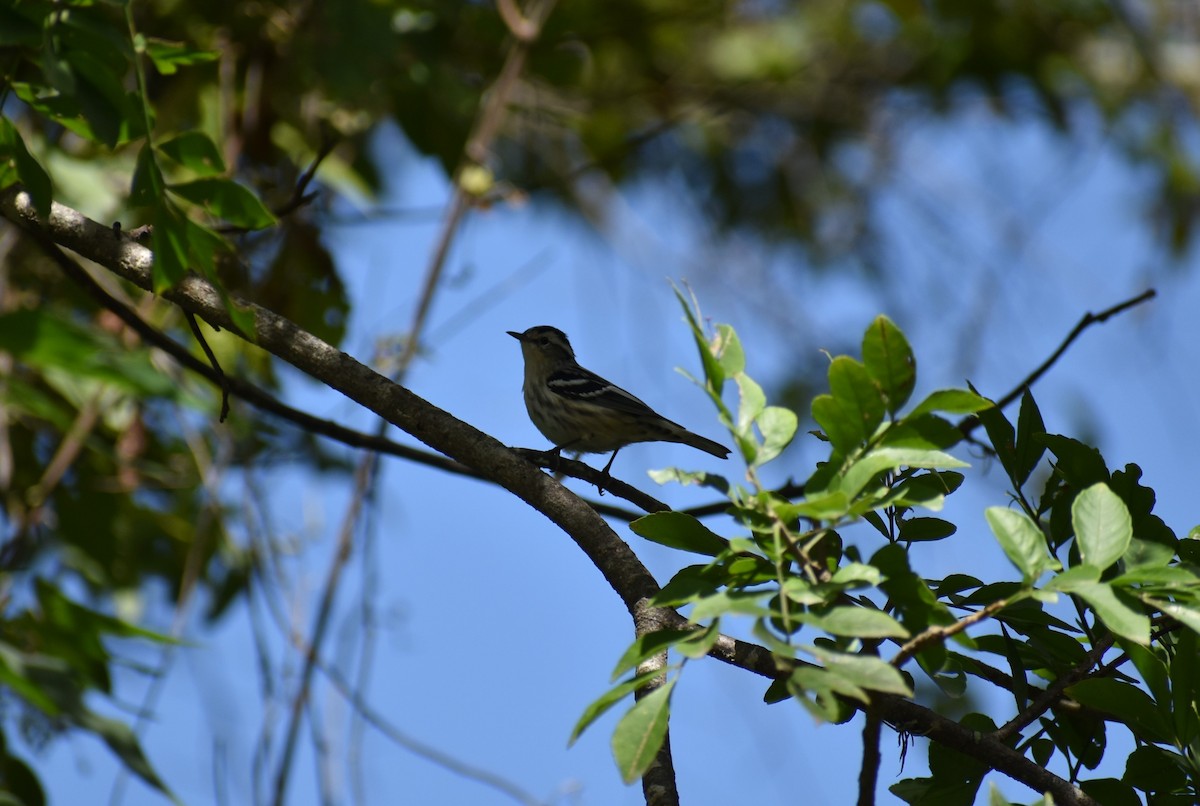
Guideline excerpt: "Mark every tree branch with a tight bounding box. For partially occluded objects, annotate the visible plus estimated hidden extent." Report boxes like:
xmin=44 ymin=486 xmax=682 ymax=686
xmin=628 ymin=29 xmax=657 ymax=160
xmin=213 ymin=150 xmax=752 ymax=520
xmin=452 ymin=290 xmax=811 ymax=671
xmin=871 ymin=693 xmax=1097 ymax=806
xmin=960 ymin=289 xmax=1156 ymax=433
xmin=991 ymin=634 xmax=1116 ymax=744
xmin=0 ymin=186 xmax=661 ymax=612
xmin=857 ymin=710 xmax=881 ymax=806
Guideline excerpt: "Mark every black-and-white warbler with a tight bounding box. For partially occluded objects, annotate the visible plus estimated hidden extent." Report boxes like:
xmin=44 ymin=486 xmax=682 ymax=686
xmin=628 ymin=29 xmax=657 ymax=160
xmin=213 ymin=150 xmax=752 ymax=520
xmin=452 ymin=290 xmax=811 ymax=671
xmin=508 ymin=325 xmax=730 ymax=473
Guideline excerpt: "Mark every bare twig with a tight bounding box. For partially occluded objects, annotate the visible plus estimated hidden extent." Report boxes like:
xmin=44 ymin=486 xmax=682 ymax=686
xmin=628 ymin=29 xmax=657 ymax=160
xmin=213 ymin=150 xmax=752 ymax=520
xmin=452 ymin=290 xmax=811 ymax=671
xmin=890 ymin=598 xmax=1009 ymax=669
xmin=271 ymin=453 xmax=373 ymax=806
xmin=249 ymin=552 xmax=548 ymax=806
xmin=991 ymin=634 xmax=1116 ymax=743
xmin=185 ymin=310 xmax=230 ymax=421
xmin=960 ymin=289 xmax=1156 ymax=433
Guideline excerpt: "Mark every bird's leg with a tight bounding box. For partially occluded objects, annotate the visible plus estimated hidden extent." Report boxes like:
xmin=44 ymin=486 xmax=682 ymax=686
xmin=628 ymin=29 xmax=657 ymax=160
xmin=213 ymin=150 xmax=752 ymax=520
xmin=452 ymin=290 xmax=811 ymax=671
xmin=600 ymin=448 xmax=620 ymax=476
xmin=593 ymin=449 xmax=622 ymax=496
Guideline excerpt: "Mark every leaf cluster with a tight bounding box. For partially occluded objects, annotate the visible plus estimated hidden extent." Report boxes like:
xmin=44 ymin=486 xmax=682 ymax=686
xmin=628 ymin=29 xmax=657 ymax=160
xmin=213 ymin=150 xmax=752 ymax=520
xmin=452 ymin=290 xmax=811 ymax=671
xmin=579 ymin=300 xmax=1200 ymax=803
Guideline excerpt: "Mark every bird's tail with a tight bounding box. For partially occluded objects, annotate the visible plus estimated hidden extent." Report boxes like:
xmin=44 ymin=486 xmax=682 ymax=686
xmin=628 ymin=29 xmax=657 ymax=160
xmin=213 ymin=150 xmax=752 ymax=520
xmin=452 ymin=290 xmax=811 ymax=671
xmin=671 ymin=427 xmax=731 ymax=460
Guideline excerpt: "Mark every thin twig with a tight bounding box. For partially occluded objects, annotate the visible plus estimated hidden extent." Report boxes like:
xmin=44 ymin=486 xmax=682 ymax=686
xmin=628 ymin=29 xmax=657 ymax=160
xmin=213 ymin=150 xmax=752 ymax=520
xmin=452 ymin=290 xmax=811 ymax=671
xmin=960 ymin=289 xmax=1155 ymax=432
xmin=271 ymin=454 xmax=373 ymax=806
xmin=890 ymin=598 xmax=1009 ymax=669
xmin=185 ymin=310 xmax=230 ymax=421
xmin=250 ymin=553 xmax=548 ymax=806
xmin=991 ymin=634 xmax=1116 ymax=743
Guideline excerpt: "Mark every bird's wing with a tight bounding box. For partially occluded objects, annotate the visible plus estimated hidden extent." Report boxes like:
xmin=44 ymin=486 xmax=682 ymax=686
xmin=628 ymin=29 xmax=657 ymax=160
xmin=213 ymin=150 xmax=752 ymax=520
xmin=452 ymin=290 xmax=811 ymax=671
xmin=546 ymin=366 xmax=666 ymax=419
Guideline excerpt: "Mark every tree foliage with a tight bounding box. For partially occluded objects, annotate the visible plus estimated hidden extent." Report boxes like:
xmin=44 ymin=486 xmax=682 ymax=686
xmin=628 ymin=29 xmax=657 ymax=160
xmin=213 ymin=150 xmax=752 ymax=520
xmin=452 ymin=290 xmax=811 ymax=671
xmin=0 ymin=0 xmax=1198 ymax=804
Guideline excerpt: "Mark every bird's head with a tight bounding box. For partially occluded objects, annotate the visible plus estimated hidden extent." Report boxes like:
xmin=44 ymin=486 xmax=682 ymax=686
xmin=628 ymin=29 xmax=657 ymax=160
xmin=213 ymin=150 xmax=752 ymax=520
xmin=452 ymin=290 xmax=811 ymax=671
xmin=507 ymin=326 xmax=576 ymax=366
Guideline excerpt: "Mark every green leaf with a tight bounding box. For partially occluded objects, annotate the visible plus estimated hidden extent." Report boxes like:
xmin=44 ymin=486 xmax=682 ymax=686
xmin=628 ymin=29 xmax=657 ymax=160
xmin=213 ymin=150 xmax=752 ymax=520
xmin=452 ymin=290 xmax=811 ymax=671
xmin=647 ymin=467 xmax=731 ymax=497
xmin=0 ymin=752 xmax=44 ymax=806
xmin=1169 ymin=629 xmax=1199 ymax=742
xmin=1142 ymin=597 xmax=1200 ymax=637
xmin=151 ymin=202 xmax=190 ymax=290
xmin=879 ymin=414 xmax=962 ymax=450
xmin=143 ymin=38 xmax=219 ymax=75
xmin=674 ymin=621 xmax=721 ymax=659
xmin=630 ymin=512 xmax=728 ymax=556
xmin=36 ymin=581 xmax=175 ymax=645
xmin=1044 ymin=563 xmax=1101 ymax=592
xmin=0 ymin=643 xmax=65 ymax=715
xmin=872 ymin=543 xmax=957 ymax=638
xmin=689 ymin=590 xmax=771 ymax=622
xmin=772 ymin=490 xmax=850 ymax=522
xmin=830 ymin=563 xmax=884 ymax=587
xmin=1123 ymin=745 xmax=1188 ymax=793
xmin=800 ymin=607 xmax=910 ymax=639
xmin=898 ymin=517 xmax=957 ymax=542
xmin=158 ymin=131 xmax=226 ymax=176
xmin=672 ymin=284 xmax=727 ymax=398
xmin=1041 ymin=434 xmax=1109 ymax=487
xmin=131 ymin=143 xmax=164 ymax=206
xmin=787 ymin=665 xmax=867 ymax=720
xmin=1110 ymin=464 xmax=1178 ymax=569
xmin=569 ymin=669 xmax=662 ymax=745
xmin=66 ymin=53 xmax=134 ymax=148
xmin=828 ymin=356 xmax=885 ymax=440
xmin=734 ymin=373 xmax=766 ymax=435
xmin=887 ymin=471 xmax=964 ymax=511
xmin=714 ymin=323 xmax=744 ymax=377
xmin=612 ymin=680 xmax=675 ymax=784
xmin=907 ymin=388 xmax=991 ymax=417
xmin=808 ymin=645 xmax=913 ymax=696
xmin=838 ymin=447 xmax=968 ymax=500
xmin=611 ymin=629 xmax=694 ymax=680
xmin=861 ymin=315 xmax=915 ymax=413
xmin=755 ymin=406 xmax=797 ymax=466
xmin=169 ymin=178 xmax=276 ymax=229
xmin=1070 ymin=582 xmax=1150 ymax=644
xmin=1109 ymin=566 xmax=1199 ymax=588
xmin=1072 ymin=483 xmax=1132 ymax=571
xmin=0 ymin=117 xmax=52 ymax=218
xmin=984 ymin=507 xmax=1059 ymax=582
xmin=975 ymin=400 xmax=1018 ymax=484
xmin=1067 ymin=678 xmax=1171 ymax=742
xmin=1079 ymin=779 xmax=1141 ymax=806
xmin=1013 ymin=391 xmax=1047 ymax=485
xmin=811 ymin=393 xmax=861 ymax=455
xmin=75 ymin=709 xmax=179 ymax=802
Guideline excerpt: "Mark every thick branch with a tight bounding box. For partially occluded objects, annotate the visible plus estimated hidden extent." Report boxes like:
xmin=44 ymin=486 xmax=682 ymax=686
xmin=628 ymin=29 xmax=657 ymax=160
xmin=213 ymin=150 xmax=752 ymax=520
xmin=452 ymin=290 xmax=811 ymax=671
xmin=871 ymin=695 xmax=1096 ymax=806
xmin=633 ymin=602 xmax=680 ymax=806
xmin=0 ymin=187 xmax=660 ymax=613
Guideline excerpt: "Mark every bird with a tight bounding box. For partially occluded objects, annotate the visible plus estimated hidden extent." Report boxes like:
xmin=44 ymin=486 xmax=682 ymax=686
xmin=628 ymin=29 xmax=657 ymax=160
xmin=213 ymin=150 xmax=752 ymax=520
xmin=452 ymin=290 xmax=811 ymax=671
xmin=507 ymin=325 xmax=730 ymax=474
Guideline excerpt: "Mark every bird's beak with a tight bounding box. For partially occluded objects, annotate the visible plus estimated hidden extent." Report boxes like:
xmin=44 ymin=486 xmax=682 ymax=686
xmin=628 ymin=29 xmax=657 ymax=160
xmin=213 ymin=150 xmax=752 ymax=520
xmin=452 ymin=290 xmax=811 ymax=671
xmin=507 ymin=330 xmax=525 ymax=342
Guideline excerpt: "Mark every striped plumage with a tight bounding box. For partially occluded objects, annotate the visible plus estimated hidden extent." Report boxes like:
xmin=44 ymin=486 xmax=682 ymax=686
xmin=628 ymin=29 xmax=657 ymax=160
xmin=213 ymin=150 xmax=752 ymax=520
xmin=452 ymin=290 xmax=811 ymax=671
xmin=508 ymin=326 xmax=730 ymax=473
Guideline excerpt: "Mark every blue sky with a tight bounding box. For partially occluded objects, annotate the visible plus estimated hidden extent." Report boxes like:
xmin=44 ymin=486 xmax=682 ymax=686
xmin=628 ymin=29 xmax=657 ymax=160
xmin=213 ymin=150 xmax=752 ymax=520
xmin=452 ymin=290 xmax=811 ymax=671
xmin=36 ymin=99 xmax=1200 ymax=805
